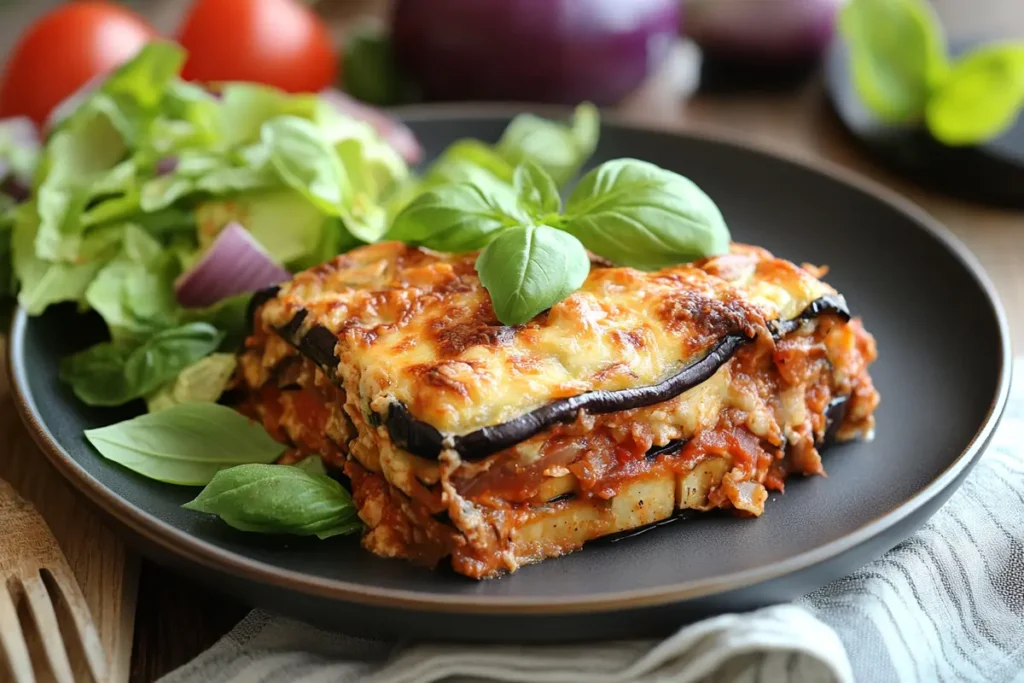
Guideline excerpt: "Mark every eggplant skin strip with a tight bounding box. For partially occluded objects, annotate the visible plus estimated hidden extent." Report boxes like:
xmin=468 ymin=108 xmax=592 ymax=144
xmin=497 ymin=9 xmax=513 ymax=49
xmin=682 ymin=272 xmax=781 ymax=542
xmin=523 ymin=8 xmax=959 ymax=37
xmin=386 ymin=333 xmax=749 ymax=461
xmin=259 ymin=293 xmax=851 ymax=463
xmin=770 ymin=294 xmax=849 ymax=336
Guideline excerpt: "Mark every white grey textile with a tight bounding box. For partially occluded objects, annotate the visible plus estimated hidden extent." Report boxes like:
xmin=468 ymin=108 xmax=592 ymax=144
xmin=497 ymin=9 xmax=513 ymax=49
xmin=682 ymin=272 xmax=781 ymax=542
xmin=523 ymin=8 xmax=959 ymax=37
xmin=160 ymin=366 xmax=1023 ymax=683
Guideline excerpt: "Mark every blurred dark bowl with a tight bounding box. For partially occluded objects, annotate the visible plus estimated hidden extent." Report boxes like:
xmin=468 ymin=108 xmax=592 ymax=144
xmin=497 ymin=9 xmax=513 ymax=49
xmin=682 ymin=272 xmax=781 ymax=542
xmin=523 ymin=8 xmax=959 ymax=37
xmin=825 ymin=40 xmax=1024 ymax=208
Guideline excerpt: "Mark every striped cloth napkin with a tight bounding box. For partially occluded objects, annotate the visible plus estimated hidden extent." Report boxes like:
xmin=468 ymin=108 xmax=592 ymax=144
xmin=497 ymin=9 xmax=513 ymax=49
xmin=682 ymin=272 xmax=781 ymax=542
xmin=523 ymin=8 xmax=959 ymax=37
xmin=160 ymin=364 xmax=1023 ymax=683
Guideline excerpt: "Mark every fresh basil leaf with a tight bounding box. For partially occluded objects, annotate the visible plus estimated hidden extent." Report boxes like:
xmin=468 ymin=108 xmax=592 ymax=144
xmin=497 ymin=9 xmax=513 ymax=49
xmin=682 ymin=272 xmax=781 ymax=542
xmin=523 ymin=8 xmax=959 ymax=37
xmin=514 ymin=161 xmax=561 ymax=217
xmin=13 ymin=204 xmax=119 ymax=315
xmin=382 ymin=139 xmax=513 ymax=223
xmin=183 ymin=464 xmax=361 ymax=538
xmin=262 ymin=116 xmax=348 ymax=216
xmin=62 ymin=322 xmax=224 ymax=406
xmin=476 ymin=224 xmax=590 ymax=325
xmin=839 ymin=0 xmax=949 ymax=123
xmin=196 ymin=189 xmax=328 ymax=267
xmin=563 ymin=159 xmax=729 ymax=270
xmin=59 ymin=343 xmax=134 ymax=406
xmin=146 ymin=353 xmax=238 ymax=413
xmin=496 ymin=103 xmax=600 ymax=185
xmin=123 ymin=323 xmax=224 ymax=398
xmin=388 ymin=179 xmax=525 ymax=251
xmin=926 ymin=44 xmax=1024 ymax=146
xmin=85 ymin=404 xmax=283 ymax=485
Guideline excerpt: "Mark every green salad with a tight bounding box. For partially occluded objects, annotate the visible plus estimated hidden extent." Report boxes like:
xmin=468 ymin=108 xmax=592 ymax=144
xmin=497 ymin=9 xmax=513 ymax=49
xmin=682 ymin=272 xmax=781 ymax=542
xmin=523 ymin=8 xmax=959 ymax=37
xmin=0 ymin=41 xmax=732 ymax=540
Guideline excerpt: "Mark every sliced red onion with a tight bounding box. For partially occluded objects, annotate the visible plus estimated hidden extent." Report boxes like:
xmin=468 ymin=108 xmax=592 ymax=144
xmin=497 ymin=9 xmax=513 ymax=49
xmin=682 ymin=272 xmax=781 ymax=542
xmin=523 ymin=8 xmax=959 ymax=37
xmin=319 ymin=88 xmax=423 ymax=165
xmin=175 ymin=222 xmax=291 ymax=308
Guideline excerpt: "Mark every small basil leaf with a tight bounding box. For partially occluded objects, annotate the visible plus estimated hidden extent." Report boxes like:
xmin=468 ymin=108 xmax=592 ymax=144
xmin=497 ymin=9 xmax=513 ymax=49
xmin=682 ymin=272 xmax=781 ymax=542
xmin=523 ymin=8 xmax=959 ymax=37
xmin=182 ymin=464 xmax=362 ymax=538
xmin=839 ymin=0 xmax=948 ymax=123
xmin=123 ymin=323 xmax=225 ymax=399
xmin=563 ymin=159 xmax=730 ymax=270
xmin=61 ymin=322 xmax=224 ymax=406
xmin=514 ymin=161 xmax=561 ymax=217
xmin=262 ymin=116 xmax=348 ymax=216
xmin=475 ymin=224 xmax=590 ymax=325
xmin=59 ymin=343 xmax=134 ymax=406
xmin=387 ymin=180 xmax=525 ymax=252
xmin=926 ymin=44 xmax=1024 ymax=146
xmin=496 ymin=102 xmax=600 ymax=185
xmin=85 ymin=404 xmax=284 ymax=485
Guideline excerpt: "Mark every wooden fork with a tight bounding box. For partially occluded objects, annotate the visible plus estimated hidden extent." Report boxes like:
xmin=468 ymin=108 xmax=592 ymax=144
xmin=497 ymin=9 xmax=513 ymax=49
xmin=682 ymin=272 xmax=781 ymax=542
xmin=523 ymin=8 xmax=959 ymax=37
xmin=0 ymin=478 xmax=108 ymax=683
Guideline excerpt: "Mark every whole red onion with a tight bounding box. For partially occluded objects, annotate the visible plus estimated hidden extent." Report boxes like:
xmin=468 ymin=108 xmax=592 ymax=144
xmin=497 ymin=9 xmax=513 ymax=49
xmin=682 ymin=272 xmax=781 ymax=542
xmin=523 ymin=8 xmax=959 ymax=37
xmin=391 ymin=0 xmax=681 ymax=105
xmin=685 ymin=0 xmax=842 ymax=62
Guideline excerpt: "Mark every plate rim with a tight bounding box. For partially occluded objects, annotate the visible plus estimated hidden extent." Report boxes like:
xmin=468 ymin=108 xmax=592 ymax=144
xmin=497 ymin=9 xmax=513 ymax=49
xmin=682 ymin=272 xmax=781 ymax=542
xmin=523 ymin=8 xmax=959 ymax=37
xmin=9 ymin=106 xmax=1013 ymax=615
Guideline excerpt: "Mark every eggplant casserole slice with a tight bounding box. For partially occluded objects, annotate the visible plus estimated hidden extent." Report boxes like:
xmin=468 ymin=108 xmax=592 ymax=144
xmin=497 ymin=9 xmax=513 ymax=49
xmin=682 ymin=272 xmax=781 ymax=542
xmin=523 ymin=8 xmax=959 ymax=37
xmin=235 ymin=241 xmax=879 ymax=579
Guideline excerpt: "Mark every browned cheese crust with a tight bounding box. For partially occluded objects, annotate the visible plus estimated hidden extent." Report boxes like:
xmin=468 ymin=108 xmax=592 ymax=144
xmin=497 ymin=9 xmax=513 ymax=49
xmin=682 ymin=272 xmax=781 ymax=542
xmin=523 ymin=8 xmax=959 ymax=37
xmin=236 ymin=241 xmax=879 ymax=578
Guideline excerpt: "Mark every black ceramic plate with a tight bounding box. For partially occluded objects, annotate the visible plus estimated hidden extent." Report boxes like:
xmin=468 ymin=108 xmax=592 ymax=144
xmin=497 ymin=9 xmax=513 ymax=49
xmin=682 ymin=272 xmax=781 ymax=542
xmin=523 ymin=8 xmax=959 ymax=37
xmin=9 ymin=108 xmax=1011 ymax=642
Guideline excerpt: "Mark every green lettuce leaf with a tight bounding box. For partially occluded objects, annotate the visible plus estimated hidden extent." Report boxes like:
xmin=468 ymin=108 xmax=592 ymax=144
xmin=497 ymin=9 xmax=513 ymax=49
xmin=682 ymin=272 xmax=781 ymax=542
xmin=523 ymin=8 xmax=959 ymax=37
xmin=85 ymin=225 xmax=181 ymax=341
xmin=13 ymin=204 xmax=121 ymax=314
xmin=196 ymin=189 xmax=328 ymax=267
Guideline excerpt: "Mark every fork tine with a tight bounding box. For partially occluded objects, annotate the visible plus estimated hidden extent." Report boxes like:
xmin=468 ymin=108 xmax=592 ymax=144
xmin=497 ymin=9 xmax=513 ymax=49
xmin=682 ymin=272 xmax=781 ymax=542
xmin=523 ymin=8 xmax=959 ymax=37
xmin=41 ymin=568 xmax=107 ymax=683
xmin=0 ymin=581 xmax=35 ymax=683
xmin=21 ymin=573 xmax=74 ymax=683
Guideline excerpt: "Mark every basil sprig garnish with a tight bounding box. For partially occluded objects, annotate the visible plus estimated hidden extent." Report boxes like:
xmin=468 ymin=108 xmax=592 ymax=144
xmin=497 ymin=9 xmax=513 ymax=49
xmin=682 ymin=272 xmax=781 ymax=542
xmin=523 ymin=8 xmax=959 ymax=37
xmin=183 ymin=464 xmax=362 ymax=539
xmin=389 ymin=158 xmax=730 ymax=325
xmin=841 ymin=0 xmax=1024 ymax=146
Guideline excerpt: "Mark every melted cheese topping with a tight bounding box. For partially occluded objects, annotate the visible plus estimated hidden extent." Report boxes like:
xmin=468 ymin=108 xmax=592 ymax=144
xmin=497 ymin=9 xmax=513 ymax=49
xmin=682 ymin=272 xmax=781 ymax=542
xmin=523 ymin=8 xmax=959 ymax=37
xmin=257 ymin=241 xmax=837 ymax=434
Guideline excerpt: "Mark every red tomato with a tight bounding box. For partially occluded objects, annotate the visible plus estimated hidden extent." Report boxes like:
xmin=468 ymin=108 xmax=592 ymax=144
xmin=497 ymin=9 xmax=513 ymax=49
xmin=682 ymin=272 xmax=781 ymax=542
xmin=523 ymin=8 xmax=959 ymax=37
xmin=0 ymin=2 xmax=155 ymax=126
xmin=177 ymin=0 xmax=338 ymax=93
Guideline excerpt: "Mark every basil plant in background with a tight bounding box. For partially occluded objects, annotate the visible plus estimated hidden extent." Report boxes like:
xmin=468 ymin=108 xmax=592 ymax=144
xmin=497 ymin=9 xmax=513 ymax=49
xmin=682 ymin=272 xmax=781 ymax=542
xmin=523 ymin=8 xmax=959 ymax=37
xmin=840 ymin=0 xmax=1024 ymax=146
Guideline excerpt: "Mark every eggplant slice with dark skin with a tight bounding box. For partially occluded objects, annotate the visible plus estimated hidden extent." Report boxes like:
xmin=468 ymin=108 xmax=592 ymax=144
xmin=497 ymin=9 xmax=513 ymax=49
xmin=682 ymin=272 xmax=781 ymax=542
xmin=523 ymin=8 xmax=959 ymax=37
xmin=252 ymin=290 xmax=851 ymax=462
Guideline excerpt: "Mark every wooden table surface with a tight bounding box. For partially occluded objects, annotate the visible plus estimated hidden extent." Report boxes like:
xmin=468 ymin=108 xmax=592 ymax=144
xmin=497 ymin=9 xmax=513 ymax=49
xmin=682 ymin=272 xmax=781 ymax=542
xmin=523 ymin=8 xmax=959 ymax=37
xmin=0 ymin=1 xmax=1020 ymax=682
